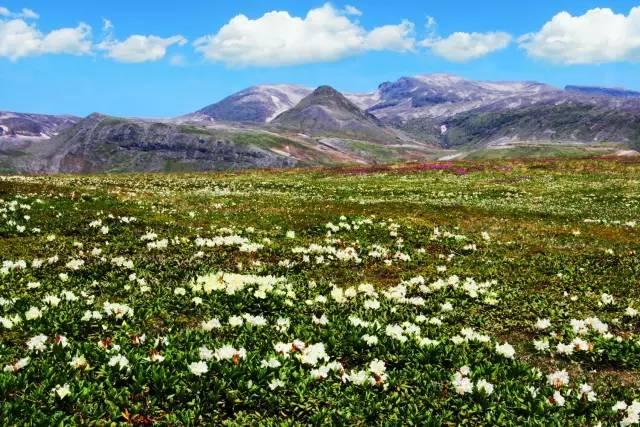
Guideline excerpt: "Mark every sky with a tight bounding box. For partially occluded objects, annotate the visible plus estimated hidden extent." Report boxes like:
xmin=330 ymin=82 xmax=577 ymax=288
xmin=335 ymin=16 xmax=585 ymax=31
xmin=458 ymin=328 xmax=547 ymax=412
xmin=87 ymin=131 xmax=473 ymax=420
xmin=1 ymin=0 xmax=640 ymax=117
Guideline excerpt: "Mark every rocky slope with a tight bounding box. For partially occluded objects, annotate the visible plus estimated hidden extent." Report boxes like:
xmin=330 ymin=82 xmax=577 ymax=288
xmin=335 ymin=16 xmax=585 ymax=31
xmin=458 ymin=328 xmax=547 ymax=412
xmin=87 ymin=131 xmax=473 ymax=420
xmin=0 ymin=114 xmax=298 ymax=174
xmin=271 ymin=86 xmax=399 ymax=143
xmin=565 ymin=85 xmax=640 ymax=98
xmin=357 ymin=74 xmax=640 ymax=149
xmin=193 ymin=85 xmax=312 ymax=123
xmin=0 ymin=111 xmax=79 ymax=139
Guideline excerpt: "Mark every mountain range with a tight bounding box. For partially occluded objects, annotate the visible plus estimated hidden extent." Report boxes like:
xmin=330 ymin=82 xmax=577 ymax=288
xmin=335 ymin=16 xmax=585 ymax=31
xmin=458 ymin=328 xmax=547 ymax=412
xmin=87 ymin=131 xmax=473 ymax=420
xmin=2 ymin=73 xmax=639 ymax=173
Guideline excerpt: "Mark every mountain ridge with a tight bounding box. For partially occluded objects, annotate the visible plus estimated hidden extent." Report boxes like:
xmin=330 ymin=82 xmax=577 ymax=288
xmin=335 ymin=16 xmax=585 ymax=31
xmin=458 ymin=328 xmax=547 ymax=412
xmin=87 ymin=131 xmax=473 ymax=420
xmin=2 ymin=73 xmax=640 ymax=173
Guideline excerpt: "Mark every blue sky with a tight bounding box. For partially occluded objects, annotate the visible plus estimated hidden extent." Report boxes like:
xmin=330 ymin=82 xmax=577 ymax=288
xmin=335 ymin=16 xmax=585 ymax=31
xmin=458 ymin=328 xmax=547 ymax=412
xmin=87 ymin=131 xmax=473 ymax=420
xmin=1 ymin=0 xmax=639 ymax=117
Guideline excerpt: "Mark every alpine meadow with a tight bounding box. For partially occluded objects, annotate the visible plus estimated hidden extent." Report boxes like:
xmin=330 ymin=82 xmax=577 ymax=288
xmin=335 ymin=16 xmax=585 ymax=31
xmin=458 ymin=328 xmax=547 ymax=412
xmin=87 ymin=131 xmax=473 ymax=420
xmin=2 ymin=1 xmax=640 ymax=426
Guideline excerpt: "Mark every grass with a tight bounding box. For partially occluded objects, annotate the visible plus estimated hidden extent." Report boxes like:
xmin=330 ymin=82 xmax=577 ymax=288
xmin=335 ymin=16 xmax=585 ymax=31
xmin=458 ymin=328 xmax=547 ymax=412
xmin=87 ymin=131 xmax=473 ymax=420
xmin=0 ymin=157 xmax=639 ymax=425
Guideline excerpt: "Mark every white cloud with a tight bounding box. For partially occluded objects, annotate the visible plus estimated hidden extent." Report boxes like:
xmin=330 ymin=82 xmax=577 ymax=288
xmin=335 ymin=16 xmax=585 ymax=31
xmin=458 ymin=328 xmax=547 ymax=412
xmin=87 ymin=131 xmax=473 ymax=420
xmin=422 ymin=31 xmax=512 ymax=62
xmin=99 ymin=34 xmax=187 ymax=63
xmin=365 ymin=20 xmax=415 ymax=51
xmin=20 ymin=8 xmax=39 ymax=19
xmin=344 ymin=5 xmax=362 ymax=16
xmin=102 ymin=18 xmax=114 ymax=33
xmin=0 ymin=18 xmax=92 ymax=60
xmin=519 ymin=7 xmax=640 ymax=64
xmin=0 ymin=6 xmax=39 ymax=19
xmin=41 ymin=24 xmax=92 ymax=55
xmin=194 ymin=3 xmax=415 ymax=67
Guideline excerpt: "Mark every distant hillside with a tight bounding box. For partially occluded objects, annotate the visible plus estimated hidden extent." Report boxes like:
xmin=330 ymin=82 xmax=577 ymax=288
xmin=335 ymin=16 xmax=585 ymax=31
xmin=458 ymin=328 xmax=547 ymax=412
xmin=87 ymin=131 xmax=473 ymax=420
xmin=271 ymin=86 xmax=398 ymax=143
xmin=0 ymin=111 xmax=79 ymax=140
xmin=3 ymin=73 xmax=640 ymax=174
xmin=565 ymin=85 xmax=640 ymax=98
xmin=194 ymin=85 xmax=311 ymax=123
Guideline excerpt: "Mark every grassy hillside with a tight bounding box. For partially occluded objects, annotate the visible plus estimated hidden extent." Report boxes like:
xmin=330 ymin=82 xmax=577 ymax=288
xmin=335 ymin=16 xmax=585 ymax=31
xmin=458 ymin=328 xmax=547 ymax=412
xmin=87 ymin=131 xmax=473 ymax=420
xmin=1 ymin=158 xmax=639 ymax=425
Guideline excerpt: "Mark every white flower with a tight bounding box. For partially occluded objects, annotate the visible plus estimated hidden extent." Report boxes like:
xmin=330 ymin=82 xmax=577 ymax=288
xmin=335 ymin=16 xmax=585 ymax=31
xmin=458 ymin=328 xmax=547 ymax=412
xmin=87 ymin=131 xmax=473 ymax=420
xmin=215 ymin=345 xmax=246 ymax=362
xmin=600 ymin=293 xmax=615 ymax=305
xmin=535 ymin=318 xmax=552 ymax=330
xmin=547 ymin=370 xmax=570 ymax=389
xmin=54 ymin=335 xmax=69 ymax=347
xmin=552 ymin=390 xmax=565 ymax=406
xmin=69 ymin=355 xmax=89 ymax=370
xmin=3 ymin=357 xmax=30 ymax=373
xmin=345 ymin=370 xmax=372 ymax=386
xmin=201 ymin=318 xmax=221 ymax=331
xmin=174 ymin=287 xmax=186 ymax=296
xmin=452 ymin=373 xmax=473 ymax=395
xmin=476 ymin=379 xmax=494 ymax=396
xmin=260 ymin=358 xmax=281 ymax=369
xmin=25 ymin=306 xmax=43 ymax=320
xmin=312 ymin=314 xmax=329 ymax=325
xmin=385 ymin=324 xmax=407 ymax=342
xmin=578 ymin=383 xmax=596 ymax=401
xmin=369 ymin=359 xmax=386 ymax=377
xmin=147 ymin=352 xmax=165 ymax=363
xmin=26 ymin=334 xmax=48 ymax=352
xmin=298 ymin=343 xmax=329 ymax=366
xmin=0 ymin=316 xmax=14 ymax=329
xmin=228 ymin=315 xmax=244 ymax=327
xmin=495 ymin=342 xmax=515 ymax=359
xmin=363 ymin=299 xmax=380 ymax=310
xmin=108 ymin=354 xmax=129 ymax=371
xmin=189 ymin=361 xmax=208 ymax=376
xmin=612 ymin=401 xmax=628 ymax=412
xmin=625 ymin=307 xmax=638 ymax=318
xmin=52 ymin=383 xmax=71 ymax=399
xmin=533 ymin=339 xmax=550 ymax=352
xmin=556 ymin=342 xmax=574 ymax=355
xmin=362 ymin=334 xmax=379 ymax=346
xmin=43 ymin=295 xmax=61 ymax=307
xmin=268 ymin=379 xmax=285 ymax=390
xmin=103 ymin=302 xmax=134 ymax=319
xmin=199 ymin=346 xmax=214 ymax=360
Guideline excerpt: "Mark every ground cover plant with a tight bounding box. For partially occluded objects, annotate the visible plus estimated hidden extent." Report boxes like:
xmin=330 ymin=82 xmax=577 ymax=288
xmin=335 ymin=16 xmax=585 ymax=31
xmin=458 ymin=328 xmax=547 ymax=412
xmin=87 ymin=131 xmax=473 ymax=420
xmin=0 ymin=157 xmax=639 ymax=425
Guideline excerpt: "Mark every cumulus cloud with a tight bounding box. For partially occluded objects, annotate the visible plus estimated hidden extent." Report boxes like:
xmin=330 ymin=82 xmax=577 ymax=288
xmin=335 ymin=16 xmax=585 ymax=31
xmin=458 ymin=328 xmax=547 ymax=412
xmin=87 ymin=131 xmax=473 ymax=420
xmin=0 ymin=17 xmax=92 ymax=60
xmin=194 ymin=3 xmax=415 ymax=67
xmin=366 ymin=20 xmax=415 ymax=51
xmin=519 ymin=7 xmax=640 ymax=64
xmin=422 ymin=31 xmax=512 ymax=62
xmin=98 ymin=34 xmax=187 ymax=63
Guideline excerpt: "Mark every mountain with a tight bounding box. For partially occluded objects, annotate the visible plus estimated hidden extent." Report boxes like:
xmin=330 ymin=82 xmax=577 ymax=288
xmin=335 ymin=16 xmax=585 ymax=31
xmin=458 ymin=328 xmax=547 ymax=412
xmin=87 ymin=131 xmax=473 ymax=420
xmin=193 ymin=85 xmax=312 ymax=123
xmin=271 ymin=85 xmax=399 ymax=143
xmin=363 ymin=74 xmax=559 ymax=121
xmin=0 ymin=113 xmax=298 ymax=174
xmin=0 ymin=112 xmax=443 ymax=174
xmin=3 ymin=73 xmax=640 ymax=174
xmin=356 ymin=74 xmax=640 ymax=149
xmin=565 ymin=85 xmax=640 ymax=98
xmin=0 ymin=111 xmax=79 ymax=140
